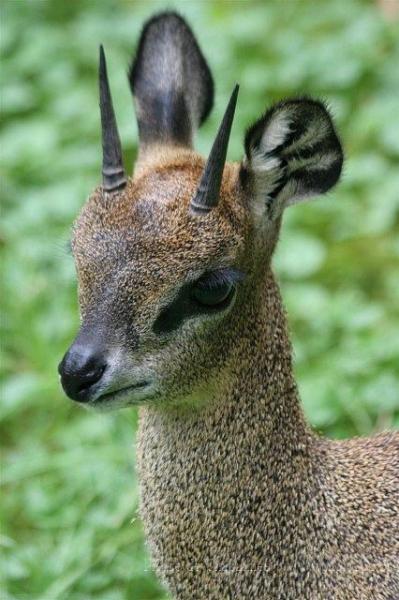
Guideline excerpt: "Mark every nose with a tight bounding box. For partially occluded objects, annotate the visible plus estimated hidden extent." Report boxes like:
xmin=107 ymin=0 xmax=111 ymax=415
xmin=58 ymin=344 xmax=107 ymax=403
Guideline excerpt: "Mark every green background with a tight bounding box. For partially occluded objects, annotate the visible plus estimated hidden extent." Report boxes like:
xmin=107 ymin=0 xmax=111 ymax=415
xmin=1 ymin=1 xmax=398 ymax=599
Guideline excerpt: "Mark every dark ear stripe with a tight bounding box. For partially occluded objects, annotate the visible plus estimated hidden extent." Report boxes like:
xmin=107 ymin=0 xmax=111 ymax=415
xmin=129 ymin=12 xmax=214 ymax=148
xmin=266 ymin=166 xmax=288 ymax=200
xmin=244 ymin=101 xmax=306 ymax=160
xmin=291 ymin=157 xmax=343 ymax=196
xmin=264 ymin=152 xmax=342 ymax=216
xmin=283 ymin=139 xmax=336 ymax=163
xmin=243 ymin=97 xmax=344 ymax=213
xmin=244 ymin=97 xmax=340 ymax=160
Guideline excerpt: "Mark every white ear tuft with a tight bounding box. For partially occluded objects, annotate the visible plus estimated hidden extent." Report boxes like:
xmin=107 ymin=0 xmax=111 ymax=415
xmin=252 ymin=111 xmax=292 ymax=159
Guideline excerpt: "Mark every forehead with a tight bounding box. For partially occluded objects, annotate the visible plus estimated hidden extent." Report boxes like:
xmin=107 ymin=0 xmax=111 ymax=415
xmin=73 ymin=159 xmax=245 ymax=278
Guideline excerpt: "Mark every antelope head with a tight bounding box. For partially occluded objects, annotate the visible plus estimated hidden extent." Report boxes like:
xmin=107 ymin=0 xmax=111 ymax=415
xmin=59 ymin=13 xmax=343 ymax=410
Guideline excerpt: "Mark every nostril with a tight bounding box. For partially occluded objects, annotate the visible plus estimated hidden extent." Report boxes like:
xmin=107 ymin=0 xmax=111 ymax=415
xmin=78 ymin=364 xmax=106 ymax=392
xmin=59 ymin=347 xmax=108 ymax=403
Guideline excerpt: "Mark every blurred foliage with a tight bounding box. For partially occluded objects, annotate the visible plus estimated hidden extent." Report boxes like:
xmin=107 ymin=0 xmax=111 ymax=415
xmin=1 ymin=0 xmax=398 ymax=599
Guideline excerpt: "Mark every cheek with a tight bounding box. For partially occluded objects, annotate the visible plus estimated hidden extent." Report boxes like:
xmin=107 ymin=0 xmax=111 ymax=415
xmin=154 ymin=308 xmax=231 ymax=378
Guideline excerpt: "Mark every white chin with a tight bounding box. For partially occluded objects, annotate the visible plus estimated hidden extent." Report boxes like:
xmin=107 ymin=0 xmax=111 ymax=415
xmin=89 ymin=383 xmax=155 ymax=411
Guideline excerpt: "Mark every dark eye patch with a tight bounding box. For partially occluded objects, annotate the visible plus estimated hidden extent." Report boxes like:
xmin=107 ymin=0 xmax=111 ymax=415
xmin=153 ymin=268 xmax=244 ymax=335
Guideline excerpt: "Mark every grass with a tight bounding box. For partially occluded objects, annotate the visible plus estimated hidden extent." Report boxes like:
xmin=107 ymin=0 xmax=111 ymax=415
xmin=1 ymin=1 xmax=398 ymax=598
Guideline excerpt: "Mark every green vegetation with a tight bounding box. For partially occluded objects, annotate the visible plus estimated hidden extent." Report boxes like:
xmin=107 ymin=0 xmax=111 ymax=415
xmin=1 ymin=1 xmax=398 ymax=598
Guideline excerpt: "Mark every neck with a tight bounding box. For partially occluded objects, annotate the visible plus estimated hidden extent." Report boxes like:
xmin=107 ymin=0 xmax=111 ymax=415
xmin=218 ymin=269 xmax=309 ymax=435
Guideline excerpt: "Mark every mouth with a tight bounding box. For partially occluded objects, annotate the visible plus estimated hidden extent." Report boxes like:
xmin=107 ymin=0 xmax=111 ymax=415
xmin=94 ymin=381 xmax=151 ymax=406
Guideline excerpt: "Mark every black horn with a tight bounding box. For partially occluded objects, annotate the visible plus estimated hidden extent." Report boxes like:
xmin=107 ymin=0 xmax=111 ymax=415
xmin=190 ymin=84 xmax=239 ymax=213
xmin=99 ymin=45 xmax=126 ymax=192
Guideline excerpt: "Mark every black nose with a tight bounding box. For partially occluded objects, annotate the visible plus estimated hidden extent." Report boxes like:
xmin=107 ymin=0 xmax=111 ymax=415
xmin=58 ymin=345 xmax=107 ymax=403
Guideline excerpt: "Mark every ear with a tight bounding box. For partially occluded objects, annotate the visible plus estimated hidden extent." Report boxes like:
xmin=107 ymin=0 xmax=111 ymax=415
xmin=129 ymin=12 xmax=214 ymax=152
xmin=241 ymin=98 xmax=344 ymax=220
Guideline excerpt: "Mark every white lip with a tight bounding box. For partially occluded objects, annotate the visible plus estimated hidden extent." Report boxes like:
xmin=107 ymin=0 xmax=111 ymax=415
xmin=90 ymin=381 xmax=153 ymax=408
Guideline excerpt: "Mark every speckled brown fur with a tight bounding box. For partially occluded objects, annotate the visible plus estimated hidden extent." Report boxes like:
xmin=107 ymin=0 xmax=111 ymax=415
xmin=66 ymin=12 xmax=399 ymax=600
xmin=71 ymin=150 xmax=399 ymax=598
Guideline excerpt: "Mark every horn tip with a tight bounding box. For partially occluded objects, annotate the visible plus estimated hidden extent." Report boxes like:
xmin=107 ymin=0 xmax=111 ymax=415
xmin=230 ymin=83 xmax=239 ymax=107
xmin=99 ymin=44 xmax=106 ymax=75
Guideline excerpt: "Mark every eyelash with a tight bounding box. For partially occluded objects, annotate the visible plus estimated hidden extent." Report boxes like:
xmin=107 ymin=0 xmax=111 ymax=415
xmin=195 ymin=268 xmax=245 ymax=290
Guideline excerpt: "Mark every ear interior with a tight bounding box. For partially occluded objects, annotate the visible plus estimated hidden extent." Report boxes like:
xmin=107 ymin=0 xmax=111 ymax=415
xmin=243 ymin=98 xmax=344 ymax=220
xmin=129 ymin=12 xmax=214 ymax=151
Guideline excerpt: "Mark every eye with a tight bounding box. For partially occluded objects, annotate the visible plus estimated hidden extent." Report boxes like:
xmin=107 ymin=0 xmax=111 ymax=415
xmin=153 ymin=268 xmax=245 ymax=335
xmin=191 ymin=270 xmax=237 ymax=307
xmin=192 ymin=281 xmax=233 ymax=307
